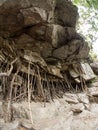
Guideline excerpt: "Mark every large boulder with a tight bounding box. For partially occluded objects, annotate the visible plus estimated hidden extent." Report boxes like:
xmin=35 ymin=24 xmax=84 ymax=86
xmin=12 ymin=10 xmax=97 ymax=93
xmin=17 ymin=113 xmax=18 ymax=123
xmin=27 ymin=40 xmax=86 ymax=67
xmin=54 ymin=0 xmax=78 ymax=27
xmin=53 ymin=39 xmax=89 ymax=62
xmin=0 ymin=0 xmax=54 ymax=37
xmin=0 ymin=0 xmax=89 ymax=65
xmin=27 ymin=24 xmax=67 ymax=48
xmin=0 ymin=0 xmax=90 ymax=104
xmin=0 ymin=0 xmax=78 ymax=38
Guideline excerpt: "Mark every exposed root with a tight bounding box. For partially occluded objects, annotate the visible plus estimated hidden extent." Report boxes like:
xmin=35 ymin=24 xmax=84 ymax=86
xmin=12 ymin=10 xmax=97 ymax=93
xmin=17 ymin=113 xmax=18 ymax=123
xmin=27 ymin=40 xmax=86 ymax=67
xmin=0 ymin=58 xmax=18 ymax=77
xmin=28 ymin=62 xmax=33 ymax=125
xmin=0 ymin=58 xmax=88 ymax=104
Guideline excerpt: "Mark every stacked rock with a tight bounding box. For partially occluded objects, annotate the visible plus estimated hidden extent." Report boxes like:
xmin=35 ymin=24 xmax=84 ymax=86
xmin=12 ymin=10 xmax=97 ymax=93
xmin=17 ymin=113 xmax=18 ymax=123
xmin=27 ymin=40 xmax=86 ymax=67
xmin=0 ymin=0 xmax=89 ymax=64
xmin=0 ymin=0 xmax=90 ymax=101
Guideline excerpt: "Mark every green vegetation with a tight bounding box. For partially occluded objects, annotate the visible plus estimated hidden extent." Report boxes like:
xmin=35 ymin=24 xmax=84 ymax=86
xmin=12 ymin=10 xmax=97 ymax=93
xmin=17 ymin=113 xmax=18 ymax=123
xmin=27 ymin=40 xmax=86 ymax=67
xmin=73 ymin=0 xmax=98 ymax=9
xmin=72 ymin=0 xmax=98 ymax=59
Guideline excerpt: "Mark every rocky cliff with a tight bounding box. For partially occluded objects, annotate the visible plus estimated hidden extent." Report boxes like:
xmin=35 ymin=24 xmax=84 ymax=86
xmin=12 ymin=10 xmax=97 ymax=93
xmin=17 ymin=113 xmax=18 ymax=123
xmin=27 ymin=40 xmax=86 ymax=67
xmin=1 ymin=0 xmax=98 ymax=129
xmin=0 ymin=0 xmax=90 ymax=103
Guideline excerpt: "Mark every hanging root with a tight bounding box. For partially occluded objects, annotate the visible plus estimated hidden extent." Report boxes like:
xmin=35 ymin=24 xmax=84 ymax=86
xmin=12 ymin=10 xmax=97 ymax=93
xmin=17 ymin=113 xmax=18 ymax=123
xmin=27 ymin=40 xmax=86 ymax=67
xmin=0 ymin=58 xmax=18 ymax=77
xmin=0 ymin=60 xmax=87 ymax=103
xmin=2 ymin=67 xmax=19 ymax=122
xmin=27 ymin=62 xmax=33 ymax=125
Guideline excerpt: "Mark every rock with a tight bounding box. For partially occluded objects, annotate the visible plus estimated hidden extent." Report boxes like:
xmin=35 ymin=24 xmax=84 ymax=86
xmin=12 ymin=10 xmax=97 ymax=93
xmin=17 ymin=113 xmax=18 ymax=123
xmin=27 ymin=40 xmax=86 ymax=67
xmin=0 ymin=120 xmax=19 ymax=130
xmin=14 ymin=34 xmax=37 ymax=50
xmin=65 ymin=27 xmax=76 ymax=40
xmin=54 ymin=0 xmax=78 ymax=27
xmin=75 ymin=93 xmax=90 ymax=111
xmin=53 ymin=44 xmax=69 ymax=59
xmin=69 ymin=63 xmax=96 ymax=82
xmin=0 ymin=0 xmax=90 ymax=108
xmin=49 ymin=24 xmax=67 ymax=47
xmin=77 ymin=93 xmax=89 ymax=104
xmin=19 ymin=119 xmax=35 ymax=130
xmin=27 ymin=24 xmax=48 ymax=41
xmin=0 ymin=119 xmax=35 ymax=130
xmin=53 ymin=40 xmax=89 ymax=61
xmin=90 ymin=103 xmax=98 ymax=114
xmin=88 ymin=87 xmax=98 ymax=97
xmin=14 ymin=126 xmax=27 ymax=130
xmin=15 ymin=34 xmax=34 ymax=45
xmin=12 ymin=100 xmax=70 ymax=121
xmin=14 ymin=126 xmax=36 ymax=130
xmin=20 ymin=7 xmax=47 ymax=26
xmin=34 ymin=111 xmax=73 ymax=130
xmin=0 ymin=0 xmax=55 ymax=37
xmin=27 ymin=24 xmax=67 ymax=48
xmin=90 ymin=61 xmax=98 ymax=75
xmin=0 ymin=0 xmax=95 ymax=129
xmin=23 ymin=50 xmax=47 ymax=66
xmin=69 ymin=68 xmax=79 ymax=78
xmin=0 ymin=0 xmax=89 ymax=65
xmin=64 ymin=93 xmax=79 ymax=104
xmin=0 ymin=0 xmax=78 ymax=38
xmin=40 ymin=42 xmax=53 ymax=58
xmin=72 ymin=110 xmax=98 ymax=130
xmin=80 ymin=63 xmax=96 ymax=81
xmin=89 ymin=81 xmax=98 ymax=87
xmin=14 ymin=33 xmax=54 ymax=58
xmin=48 ymin=65 xmax=63 ymax=78
xmin=71 ymin=103 xmax=84 ymax=113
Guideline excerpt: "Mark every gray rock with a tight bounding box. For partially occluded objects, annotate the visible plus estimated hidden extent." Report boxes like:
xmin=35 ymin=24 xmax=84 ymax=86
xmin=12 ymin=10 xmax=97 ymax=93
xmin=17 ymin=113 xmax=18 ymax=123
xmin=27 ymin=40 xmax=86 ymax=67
xmin=72 ymin=110 xmax=98 ymax=130
xmin=0 ymin=0 xmax=78 ymax=38
xmin=65 ymin=27 xmax=76 ymax=40
xmin=1 ymin=121 xmax=19 ymax=130
xmin=39 ymin=42 xmax=53 ymax=58
xmin=71 ymin=103 xmax=85 ymax=113
xmin=27 ymin=24 xmax=67 ymax=48
xmin=64 ymin=93 xmax=79 ymax=104
xmin=88 ymin=87 xmax=98 ymax=97
xmin=50 ymin=24 xmax=67 ymax=47
xmin=54 ymin=0 xmax=78 ymax=27
xmin=20 ymin=7 xmax=47 ymax=26
xmin=27 ymin=24 xmax=48 ymax=41
xmin=90 ymin=61 xmax=98 ymax=75
xmin=77 ymin=93 xmax=89 ymax=104
xmin=0 ymin=0 xmax=54 ymax=37
xmin=53 ymin=45 xmax=69 ymax=59
xmin=53 ymin=40 xmax=89 ymax=61
xmin=15 ymin=34 xmax=34 ymax=45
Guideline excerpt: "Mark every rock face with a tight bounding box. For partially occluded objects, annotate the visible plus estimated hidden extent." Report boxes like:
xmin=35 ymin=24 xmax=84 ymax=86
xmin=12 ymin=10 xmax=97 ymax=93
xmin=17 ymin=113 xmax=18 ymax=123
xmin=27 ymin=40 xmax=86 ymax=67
xmin=0 ymin=0 xmax=92 ymax=115
xmin=0 ymin=0 xmax=77 ymax=37
xmin=1 ymin=1 xmax=98 ymax=129
xmin=0 ymin=93 xmax=98 ymax=130
xmin=0 ymin=0 xmax=90 ymax=107
xmin=0 ymin=0 xmax=89 ymax=62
